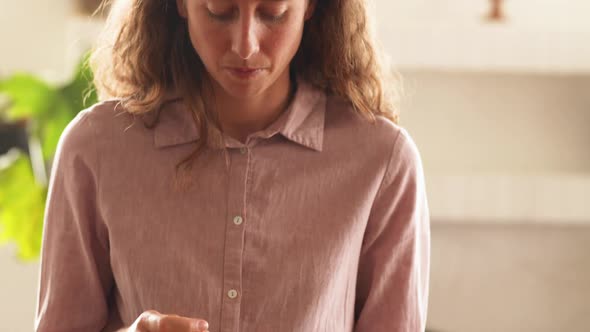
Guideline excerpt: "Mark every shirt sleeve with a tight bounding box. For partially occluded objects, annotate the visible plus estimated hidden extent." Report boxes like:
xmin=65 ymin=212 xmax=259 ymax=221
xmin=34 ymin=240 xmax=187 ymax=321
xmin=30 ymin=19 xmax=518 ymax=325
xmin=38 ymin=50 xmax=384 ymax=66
xmin=354 ymin=127 xmax=431 ymax=332
xmin=35 ymin=110 xmax=115 ymax=332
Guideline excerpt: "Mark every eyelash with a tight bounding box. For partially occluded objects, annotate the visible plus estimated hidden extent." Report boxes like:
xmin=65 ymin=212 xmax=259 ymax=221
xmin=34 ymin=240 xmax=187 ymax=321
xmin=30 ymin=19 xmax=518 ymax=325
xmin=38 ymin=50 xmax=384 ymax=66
xmin=206 ymin=9 xmax=286 ymax=23
xmin=261 ymin=12 xmax=286 ymax=23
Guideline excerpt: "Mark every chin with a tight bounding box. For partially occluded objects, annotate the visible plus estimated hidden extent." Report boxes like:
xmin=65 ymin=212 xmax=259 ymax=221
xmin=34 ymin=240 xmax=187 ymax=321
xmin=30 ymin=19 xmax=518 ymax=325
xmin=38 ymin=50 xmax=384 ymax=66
xmin=215 ymin=70 xmax=273 ymax=99
xmin=219 ymin=82 xmax=264 ymax=99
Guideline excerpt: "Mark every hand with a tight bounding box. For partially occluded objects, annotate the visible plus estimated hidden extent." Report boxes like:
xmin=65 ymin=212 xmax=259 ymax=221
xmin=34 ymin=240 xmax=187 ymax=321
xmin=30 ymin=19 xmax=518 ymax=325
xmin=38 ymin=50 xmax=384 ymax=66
xmin=125 ymin=310 xmax=210 ymax=332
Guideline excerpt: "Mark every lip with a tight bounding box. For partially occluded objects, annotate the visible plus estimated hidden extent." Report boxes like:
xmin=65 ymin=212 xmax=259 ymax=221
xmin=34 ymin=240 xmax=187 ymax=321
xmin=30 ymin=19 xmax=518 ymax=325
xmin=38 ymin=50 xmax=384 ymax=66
xmin=226 ymin=67 xmax=264 ymax=80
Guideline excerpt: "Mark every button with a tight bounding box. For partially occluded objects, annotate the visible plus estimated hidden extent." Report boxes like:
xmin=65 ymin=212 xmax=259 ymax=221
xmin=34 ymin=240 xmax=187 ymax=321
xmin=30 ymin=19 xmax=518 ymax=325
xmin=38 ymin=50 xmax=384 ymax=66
xmin=228 ymin=289 xmax=238 ymax=299
xmin=233 ymin=216 xmax=243 ymax=225
xmin=239 ymin=147 xmax=247 ymax=154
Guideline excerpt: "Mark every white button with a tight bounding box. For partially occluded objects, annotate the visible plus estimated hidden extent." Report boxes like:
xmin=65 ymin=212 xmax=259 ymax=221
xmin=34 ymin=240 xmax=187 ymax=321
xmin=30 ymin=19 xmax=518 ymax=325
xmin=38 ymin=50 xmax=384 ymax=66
xmin=233 ymin=216 xmax=243 ymax=225
xmin=239 ymin=147 xmax=247 ymax=154
xmin=228 ymin=289 xmax=238 ymax=299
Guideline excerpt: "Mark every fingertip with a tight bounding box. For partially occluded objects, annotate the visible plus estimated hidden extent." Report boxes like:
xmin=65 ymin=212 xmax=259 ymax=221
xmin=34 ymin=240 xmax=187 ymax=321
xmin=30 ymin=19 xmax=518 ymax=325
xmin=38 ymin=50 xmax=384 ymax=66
xmin=141 ymin=310 xmax=161 ymax=331
xmin=192 ymin=319 xmax=209 ymax=331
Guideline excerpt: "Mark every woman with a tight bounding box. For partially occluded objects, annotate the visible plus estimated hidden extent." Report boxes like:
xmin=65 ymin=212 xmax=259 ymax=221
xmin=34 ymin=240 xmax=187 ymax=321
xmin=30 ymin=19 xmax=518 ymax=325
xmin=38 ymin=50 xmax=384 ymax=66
xmin=35 ymin=0 xmax=430 ymax=331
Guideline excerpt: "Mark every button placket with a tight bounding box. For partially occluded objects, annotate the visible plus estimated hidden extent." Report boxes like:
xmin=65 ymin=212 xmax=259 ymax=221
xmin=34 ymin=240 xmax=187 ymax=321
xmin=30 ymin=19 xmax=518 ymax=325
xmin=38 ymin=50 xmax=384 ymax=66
xmin=220 ymin=144 xmax=250 ymax=332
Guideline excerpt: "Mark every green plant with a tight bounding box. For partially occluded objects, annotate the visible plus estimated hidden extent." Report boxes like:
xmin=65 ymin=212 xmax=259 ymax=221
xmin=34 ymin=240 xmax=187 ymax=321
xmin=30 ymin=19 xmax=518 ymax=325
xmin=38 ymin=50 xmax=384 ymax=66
xmin=0 ymin=54 xmax=97 ymax=261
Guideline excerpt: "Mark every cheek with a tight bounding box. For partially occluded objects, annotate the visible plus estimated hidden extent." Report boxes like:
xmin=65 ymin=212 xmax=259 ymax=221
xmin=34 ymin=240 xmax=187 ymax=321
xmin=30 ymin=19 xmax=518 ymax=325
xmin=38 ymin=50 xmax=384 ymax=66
xmin=186 ymin=19 xmax=227 ymax=60
xmin=264 ymin=25 xmax=304 ymax=62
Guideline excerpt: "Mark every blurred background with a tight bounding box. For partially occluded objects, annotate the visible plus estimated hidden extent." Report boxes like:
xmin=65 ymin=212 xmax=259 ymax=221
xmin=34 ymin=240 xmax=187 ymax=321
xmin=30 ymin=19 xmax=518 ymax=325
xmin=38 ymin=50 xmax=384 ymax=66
xmin=1 ymin=0 xmax=589 ymax=331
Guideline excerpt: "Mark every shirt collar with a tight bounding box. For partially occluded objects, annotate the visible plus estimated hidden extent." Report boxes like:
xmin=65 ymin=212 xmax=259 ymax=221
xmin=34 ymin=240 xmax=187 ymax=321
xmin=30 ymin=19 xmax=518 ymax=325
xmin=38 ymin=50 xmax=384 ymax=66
xmin=152 ymin=78 xmax=326 ymax=151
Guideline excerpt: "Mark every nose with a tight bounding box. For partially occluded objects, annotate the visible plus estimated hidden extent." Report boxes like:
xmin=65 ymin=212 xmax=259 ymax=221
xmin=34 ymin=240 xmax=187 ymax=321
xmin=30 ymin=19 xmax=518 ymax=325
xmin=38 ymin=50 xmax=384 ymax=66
xmin=231 ymin=14 xmax=260 ymax=60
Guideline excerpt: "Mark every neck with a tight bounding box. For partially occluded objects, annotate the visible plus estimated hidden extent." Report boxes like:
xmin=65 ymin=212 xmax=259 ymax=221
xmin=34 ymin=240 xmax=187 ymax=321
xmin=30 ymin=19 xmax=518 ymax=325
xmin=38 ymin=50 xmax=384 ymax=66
xmin=210 ymin=73 xmax=295 ymax=144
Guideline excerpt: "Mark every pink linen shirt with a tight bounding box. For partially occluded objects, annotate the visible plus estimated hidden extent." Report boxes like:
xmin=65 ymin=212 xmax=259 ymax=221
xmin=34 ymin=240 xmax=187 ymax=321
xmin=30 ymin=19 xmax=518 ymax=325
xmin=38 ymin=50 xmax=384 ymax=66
xmin=35 ymin=79 xmax=430 ymax=332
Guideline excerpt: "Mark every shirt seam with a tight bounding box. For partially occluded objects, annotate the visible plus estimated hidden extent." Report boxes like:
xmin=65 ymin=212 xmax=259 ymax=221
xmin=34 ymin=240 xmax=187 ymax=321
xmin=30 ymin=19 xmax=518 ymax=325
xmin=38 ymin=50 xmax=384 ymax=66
xmin=371 ymin=127 xmax=404 ymax=206
xmin=86 ymin=110 xmax=108 ymax=252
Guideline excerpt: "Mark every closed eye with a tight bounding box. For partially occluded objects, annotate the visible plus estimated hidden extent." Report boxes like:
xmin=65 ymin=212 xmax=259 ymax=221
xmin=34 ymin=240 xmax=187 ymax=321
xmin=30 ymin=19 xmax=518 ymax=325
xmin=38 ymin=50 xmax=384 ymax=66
xmin=205 ymin=7 xmax=287 ymax=23
xmin=260 ymin=11 xmax=287 ymax=23
xmin=206 ymin=8 xmax=235 ymax=21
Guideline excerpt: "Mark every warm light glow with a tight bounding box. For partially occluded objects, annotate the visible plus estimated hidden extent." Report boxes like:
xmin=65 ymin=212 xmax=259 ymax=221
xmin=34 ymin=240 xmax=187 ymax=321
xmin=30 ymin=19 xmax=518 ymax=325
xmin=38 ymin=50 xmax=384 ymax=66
xmin=487 ymin=0 xmax=505 ymax=21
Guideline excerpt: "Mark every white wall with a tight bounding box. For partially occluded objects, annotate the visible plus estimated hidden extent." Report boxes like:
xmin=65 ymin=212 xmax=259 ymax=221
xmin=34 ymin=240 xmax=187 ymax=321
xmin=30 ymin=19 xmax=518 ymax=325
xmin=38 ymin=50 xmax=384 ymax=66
xmin=428 ymin=224 xmax=590 ymax=332
xmin=372 ymin=0 xmax=590 ymax=73
xmin=0 ymin=0 xmax=72 ymax=82
xmin=399 ymin=70 xmax=590 ymax=174
xmin=0 ymin=246 xmax=40 ymax=331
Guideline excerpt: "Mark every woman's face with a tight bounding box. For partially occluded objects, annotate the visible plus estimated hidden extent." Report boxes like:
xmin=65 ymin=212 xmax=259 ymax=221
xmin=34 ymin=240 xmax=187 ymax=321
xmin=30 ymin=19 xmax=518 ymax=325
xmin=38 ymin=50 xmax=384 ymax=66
xmin=177 ymin=0 xmax=315 ymax=99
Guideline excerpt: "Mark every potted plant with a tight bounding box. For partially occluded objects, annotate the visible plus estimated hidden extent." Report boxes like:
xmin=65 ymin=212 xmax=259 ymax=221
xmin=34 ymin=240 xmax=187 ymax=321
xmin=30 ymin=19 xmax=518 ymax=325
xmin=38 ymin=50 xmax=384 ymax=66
xmin=0 ymin=54 xmax=97 ymax=261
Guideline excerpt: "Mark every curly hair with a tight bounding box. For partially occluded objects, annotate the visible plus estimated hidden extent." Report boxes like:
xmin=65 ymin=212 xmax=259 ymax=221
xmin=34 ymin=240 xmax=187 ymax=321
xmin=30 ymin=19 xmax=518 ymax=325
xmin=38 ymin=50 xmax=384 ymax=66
xmin=90 ymin=0 xmax=403 ymax=173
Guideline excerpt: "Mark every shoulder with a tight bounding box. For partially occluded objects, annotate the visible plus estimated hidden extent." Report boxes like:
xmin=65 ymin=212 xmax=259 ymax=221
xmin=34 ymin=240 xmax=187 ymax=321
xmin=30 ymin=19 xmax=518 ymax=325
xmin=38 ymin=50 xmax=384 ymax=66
xmin=59 ymin=99 xmax=151 ymax=152
xmin=67 ymin=99 xmax=138 ymax=138
xmin=324 ymin=94 xmax=423 ymax=175
xmin=325 ymin=94 xmax=399 ymax=137
xmin=324 ymin=94 xmax=409 ymax=151
xmin=54 ymin=99 xmax=145 ymax=167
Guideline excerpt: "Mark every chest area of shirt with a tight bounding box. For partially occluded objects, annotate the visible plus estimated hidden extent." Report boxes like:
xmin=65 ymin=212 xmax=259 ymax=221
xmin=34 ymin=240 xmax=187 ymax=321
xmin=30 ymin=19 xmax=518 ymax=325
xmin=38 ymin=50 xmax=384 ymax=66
xmin=101 ymin=145 xmax=382 ymax=275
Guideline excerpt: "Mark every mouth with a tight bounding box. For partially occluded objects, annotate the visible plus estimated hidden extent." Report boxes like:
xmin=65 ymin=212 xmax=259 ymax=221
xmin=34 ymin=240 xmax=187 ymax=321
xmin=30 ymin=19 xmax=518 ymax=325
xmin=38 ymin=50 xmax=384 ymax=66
xmin=225 ymin=67 xmax=264 ymax=80
xmin=232 ymin=67 xmax=259 ymax=72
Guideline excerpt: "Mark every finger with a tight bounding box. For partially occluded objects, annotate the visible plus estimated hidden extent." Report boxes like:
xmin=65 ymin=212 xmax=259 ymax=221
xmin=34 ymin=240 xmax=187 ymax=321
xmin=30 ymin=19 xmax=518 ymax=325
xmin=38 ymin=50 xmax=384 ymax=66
xmin=138 ymin=310 xmax=209 ymax=332
xmin=136 ymin=310 xmax=163 ymax=332
xmin=159 ymin=314 xmax=209 ymax=332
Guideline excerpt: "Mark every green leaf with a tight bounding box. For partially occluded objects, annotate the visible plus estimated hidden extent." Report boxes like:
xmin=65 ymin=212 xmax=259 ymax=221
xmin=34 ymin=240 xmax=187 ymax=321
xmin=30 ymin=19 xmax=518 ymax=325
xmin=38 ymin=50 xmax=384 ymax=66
xmin=0 ymin=53 xmax=97 ymax=262
xmin=0 ymin=74 xmax=57 ymax=119
xmin=0 ymin=156 xmax=46 ymax=260
xmin=60 ymin=52 xmax=98 ymax=115
xmin=39 ymin=96 xmax=73 ymax=161
xmin=0 ymin=73 xmax=76 ymax=160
